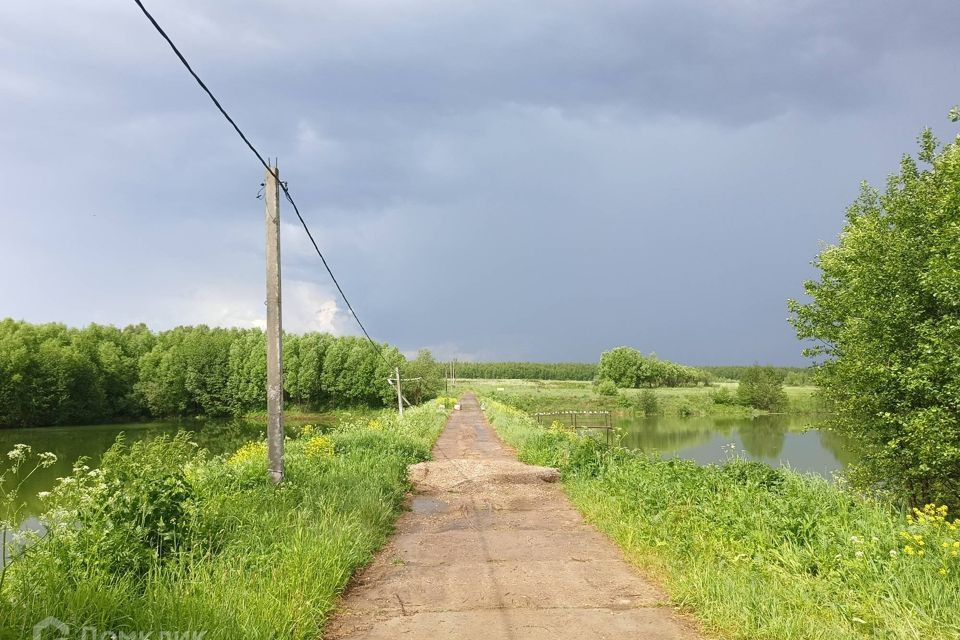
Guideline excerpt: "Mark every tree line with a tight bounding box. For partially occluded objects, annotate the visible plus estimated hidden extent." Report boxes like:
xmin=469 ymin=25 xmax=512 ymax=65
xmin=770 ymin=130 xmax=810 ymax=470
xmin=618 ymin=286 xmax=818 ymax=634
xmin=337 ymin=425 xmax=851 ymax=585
xmin=700 ymin=365 xmax=813 ymax=386
xmin=446 ymin=361 xmax=597 ymax=381
xmin=0 ymin=320 xmax=413 ymax=428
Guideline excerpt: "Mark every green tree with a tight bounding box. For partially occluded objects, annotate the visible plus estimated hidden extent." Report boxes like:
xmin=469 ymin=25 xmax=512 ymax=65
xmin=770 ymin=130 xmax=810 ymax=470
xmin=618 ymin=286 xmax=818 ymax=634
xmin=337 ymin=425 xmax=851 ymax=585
xmin=736 ymin=365 xmax=788 ymax=412
xmin=403 ymin=349 xmax=443 ymax=404
xmin=789 ymin=128 xmax=960 ymax=506
xmin=226 ymin=329 xmax=267 ymax=414
xmin=597 ymin=347 xmax=641 ymax=387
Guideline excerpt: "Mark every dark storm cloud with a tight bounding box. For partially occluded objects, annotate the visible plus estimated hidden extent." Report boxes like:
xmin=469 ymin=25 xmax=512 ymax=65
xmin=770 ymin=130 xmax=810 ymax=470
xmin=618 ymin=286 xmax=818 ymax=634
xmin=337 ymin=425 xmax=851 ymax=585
xmin=2 ymin=0 xmax=959 ymax=363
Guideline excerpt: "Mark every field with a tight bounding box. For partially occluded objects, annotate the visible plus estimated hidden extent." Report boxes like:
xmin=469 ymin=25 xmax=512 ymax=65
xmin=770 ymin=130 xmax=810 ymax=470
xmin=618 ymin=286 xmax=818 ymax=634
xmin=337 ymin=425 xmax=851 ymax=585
xmin=456 ymin=378 xmax=825 ymax=416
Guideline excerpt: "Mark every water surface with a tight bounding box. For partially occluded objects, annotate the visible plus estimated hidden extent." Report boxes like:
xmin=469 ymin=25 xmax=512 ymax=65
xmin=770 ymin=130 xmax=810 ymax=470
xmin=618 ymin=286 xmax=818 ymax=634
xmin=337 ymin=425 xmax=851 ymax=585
xmin=615 ymin=413 xmax=856 ymax=476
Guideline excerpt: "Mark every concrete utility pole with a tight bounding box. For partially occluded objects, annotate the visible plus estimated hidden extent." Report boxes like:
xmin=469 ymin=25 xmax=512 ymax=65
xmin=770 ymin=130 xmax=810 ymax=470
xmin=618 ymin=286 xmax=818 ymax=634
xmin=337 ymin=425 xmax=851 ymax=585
xmin=395 ymin=367 xmax=404 ymax=417
xmin=265 ymin=164 xmax=284 ymax=484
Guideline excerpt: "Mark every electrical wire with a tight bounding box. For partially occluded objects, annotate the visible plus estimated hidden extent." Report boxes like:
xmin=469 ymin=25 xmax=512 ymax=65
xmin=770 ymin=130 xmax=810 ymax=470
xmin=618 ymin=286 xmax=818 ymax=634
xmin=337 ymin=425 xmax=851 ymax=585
xmin=131 ymin=0 xmax=389 ymax=363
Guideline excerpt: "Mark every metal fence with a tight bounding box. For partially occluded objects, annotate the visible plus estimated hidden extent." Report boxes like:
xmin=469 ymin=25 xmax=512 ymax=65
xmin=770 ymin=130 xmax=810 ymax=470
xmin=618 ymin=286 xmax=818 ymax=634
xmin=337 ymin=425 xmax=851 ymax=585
xmin=533 ymin=411 xmax=613 ymax=445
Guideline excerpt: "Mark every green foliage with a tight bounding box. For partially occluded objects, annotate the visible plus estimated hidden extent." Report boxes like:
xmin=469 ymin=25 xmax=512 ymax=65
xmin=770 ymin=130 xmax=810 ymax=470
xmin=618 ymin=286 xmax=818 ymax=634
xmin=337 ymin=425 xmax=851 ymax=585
xmin=0 ymin=405 xmax=449 ymax=638
xmin=467 ymin=378 xmax=812 ymax=418
xmin=637 ymin=388 xmax=659 ymax=415
xmin=485 ymin=399 xmax=960 ymax=639
xmin=403 ymin=349 xmax=444 ymax=404
xmin=736 ymin=365 xmax=788 ymax=412
xmin=789 ymin=130 xmax=960 ymax=508
xmin=446 ymin=361 xmax=597 ymax=380
xmin=702 ymin=365 xmax=813 ymax=386
xmin=594 ymin=379 xmax=618 ymax=397
xmin=597 ymin=346 xmax=706 ymax=388
xmin=0 ymin=320 xmax=409 ymax=427
xmin=0 ymin=320 xmax=154 ymax=427
xmin=1 ymin=445 xmax=58 ymax=593
xmin=38 ymin=434 xmax=200 ymax=581
xmin=711 ymin=387 xmax=738 ymax=406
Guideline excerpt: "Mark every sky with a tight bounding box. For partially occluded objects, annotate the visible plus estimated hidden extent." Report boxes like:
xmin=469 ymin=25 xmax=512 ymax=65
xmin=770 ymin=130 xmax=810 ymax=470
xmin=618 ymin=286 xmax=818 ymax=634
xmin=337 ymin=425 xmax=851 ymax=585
xmin=1 ymin=0 xmax=959 ymax=365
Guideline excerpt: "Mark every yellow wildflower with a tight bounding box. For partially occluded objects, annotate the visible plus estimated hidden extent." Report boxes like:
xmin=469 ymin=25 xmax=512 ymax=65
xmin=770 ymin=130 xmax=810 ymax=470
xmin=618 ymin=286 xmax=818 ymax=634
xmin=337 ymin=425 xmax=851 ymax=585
xmin=229 ymin=441 xmax=267 ymax=466
xmin=304 ymin=435 xmax=335 ymax=460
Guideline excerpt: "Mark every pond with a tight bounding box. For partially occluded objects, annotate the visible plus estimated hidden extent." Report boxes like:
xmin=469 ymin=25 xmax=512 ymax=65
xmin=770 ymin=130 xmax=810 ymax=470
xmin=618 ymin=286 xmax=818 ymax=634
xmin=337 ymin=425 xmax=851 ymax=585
xmin=614 ymin=413 xmax=857 ymax=477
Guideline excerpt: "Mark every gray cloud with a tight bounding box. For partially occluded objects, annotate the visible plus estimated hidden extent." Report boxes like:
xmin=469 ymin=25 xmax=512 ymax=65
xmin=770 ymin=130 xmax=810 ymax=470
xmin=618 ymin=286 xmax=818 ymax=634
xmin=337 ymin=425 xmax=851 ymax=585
xmin=2 ymin=0 xmax=959 ymax=364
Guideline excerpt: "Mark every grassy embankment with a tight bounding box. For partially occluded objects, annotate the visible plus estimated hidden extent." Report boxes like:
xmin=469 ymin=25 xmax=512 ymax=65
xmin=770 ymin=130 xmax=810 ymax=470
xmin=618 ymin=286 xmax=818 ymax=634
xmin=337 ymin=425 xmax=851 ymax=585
xmin=459 ymin=378 xmax=824 ymax=417
xmin=1 ymin=403 xmax=450 ymax=640
xmin=484 ymin=399 xmax=960 ymax=639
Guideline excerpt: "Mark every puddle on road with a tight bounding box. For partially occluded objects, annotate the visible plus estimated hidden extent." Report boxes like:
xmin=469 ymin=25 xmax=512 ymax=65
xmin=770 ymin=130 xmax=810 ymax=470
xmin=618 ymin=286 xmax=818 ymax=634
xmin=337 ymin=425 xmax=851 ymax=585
xmin=411 ymin=496 xmax=448 ymax=514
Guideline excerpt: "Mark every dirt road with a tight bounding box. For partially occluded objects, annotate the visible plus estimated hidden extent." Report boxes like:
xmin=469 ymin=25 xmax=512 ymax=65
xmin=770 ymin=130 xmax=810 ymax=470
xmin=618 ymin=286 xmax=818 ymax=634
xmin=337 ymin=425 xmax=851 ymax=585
xmin=325 ymin=394 xmax=699 ymax=639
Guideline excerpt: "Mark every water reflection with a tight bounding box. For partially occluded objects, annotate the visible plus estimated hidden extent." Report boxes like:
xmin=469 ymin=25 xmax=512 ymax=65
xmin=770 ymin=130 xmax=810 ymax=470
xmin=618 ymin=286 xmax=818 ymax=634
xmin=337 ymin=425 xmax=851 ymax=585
xmin=616 ymin=413 xmax=855 ymax=477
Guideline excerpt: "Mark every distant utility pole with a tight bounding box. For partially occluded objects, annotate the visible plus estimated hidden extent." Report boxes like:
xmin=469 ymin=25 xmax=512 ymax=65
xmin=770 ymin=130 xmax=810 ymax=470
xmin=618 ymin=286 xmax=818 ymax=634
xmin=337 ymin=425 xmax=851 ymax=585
xmin=265 ymin=163 xmax=284 ymax=484
xmin=394 ymin=367 xmax=404 ymax=417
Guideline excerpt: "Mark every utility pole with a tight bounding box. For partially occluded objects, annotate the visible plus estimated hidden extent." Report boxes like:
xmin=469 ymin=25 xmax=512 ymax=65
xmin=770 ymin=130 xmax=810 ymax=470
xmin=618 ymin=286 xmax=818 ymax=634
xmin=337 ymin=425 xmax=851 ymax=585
xmin=395 ymin=367 xmax=404 ymax=417
xmin=265 ymin=163 xmax=284 ymax=484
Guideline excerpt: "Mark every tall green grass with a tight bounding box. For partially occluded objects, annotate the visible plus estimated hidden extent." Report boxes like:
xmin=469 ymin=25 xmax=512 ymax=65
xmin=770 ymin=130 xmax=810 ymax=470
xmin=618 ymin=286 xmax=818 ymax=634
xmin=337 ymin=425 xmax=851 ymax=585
xmin=1 ymin=405 xmax=447 ymax=639
xmin=485 ymin=399 xmax=960 ymax=639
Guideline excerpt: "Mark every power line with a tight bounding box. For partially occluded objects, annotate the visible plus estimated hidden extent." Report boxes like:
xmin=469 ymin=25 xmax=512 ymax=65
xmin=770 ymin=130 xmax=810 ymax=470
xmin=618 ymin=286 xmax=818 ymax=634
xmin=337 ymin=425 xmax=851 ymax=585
xmin=131 ymin=0 xmax=390 ymax=364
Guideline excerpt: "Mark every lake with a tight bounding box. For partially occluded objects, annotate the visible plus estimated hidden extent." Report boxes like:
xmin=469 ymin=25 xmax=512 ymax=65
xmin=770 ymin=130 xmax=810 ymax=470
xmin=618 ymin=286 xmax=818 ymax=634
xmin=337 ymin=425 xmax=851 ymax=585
xmin=614 ymin=413 xmax=856 ymax=476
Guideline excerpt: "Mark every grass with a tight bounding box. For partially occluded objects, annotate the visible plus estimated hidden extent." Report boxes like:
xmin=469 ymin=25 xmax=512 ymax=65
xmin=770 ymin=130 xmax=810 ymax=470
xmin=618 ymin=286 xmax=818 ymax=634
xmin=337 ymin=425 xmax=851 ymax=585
xmin=485 ymin=398 xmax=960 ymax=640
xmin=457 ymin=378 xmax=825 ymax=417
xmin=0 ymin=403 xmax=448 ymax=640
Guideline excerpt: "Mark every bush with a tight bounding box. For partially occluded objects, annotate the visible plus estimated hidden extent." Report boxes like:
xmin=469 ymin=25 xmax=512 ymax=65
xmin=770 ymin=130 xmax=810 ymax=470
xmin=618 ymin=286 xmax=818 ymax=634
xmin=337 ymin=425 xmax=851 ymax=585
xmin=36 ymin=434 xmax=201 ymax=581
xmin=711 ymin=387 xmax=738 ymax=405
xmin=638 ymin=389 xmax=658 ymax=415
xmin=736 ymin=365 xmax=787 ymax=412
xmin=595 ymin=380 xmax=619 ymax=396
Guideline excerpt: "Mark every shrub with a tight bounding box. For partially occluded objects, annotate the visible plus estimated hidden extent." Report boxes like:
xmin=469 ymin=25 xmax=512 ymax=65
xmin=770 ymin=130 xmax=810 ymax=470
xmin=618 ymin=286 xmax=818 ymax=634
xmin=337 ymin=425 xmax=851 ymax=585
xmin=36 ymin=434 xmax=201 ymax=582
xmin=595 ymin=380 xmax=619 ymax=396
xmin=736 ymin=365 xmax=788 ymax=412
xmin=711 ymin=387 xmax=738 ymax=405
xmin=638 ymin=389 xmax=658 ymax=415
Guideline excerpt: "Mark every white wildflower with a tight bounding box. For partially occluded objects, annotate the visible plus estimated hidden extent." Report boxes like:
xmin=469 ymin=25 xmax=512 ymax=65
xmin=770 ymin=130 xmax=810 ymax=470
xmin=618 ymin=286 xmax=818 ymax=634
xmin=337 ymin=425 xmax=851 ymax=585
xmin=38 ymin=451 xmax=58 ymax=468
xmin=7 ymin=443 xmax=31 ymax=461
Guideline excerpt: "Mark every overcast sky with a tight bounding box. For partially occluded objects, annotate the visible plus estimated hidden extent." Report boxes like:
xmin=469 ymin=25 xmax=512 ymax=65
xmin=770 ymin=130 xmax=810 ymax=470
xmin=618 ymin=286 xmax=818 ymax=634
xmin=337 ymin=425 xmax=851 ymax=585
xmin=2 ymin=1 xmax=958 ymax=365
